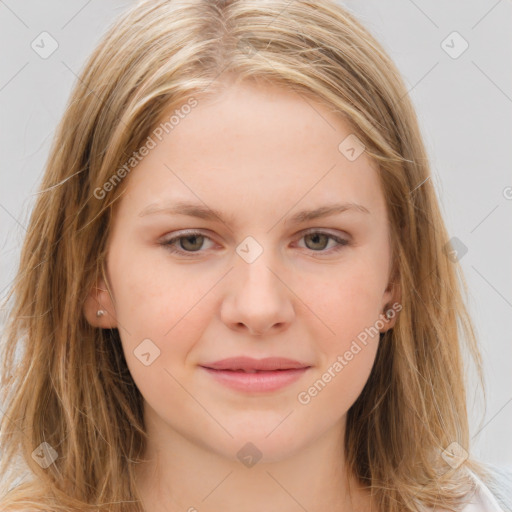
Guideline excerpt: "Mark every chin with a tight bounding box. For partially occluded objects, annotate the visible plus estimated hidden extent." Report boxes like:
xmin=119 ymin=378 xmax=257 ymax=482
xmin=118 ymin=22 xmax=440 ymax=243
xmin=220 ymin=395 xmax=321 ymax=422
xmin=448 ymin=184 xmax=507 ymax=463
xmin=211 ymin=424 xmax=311 ymax=466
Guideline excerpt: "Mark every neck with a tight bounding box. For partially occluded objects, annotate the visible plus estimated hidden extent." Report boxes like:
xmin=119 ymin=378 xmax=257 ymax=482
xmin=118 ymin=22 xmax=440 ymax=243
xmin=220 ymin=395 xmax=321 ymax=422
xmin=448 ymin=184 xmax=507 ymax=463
xmin=134 ymin=406 xmax=373 ymax=512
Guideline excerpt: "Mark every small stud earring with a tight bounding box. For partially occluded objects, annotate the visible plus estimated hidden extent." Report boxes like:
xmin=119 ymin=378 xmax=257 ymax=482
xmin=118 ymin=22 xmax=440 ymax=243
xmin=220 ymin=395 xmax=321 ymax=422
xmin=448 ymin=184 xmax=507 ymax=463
xmin=385 ymin=309 xmax=393 ymax=319
xmin=96 ymin=309 xmax=106 ymax=317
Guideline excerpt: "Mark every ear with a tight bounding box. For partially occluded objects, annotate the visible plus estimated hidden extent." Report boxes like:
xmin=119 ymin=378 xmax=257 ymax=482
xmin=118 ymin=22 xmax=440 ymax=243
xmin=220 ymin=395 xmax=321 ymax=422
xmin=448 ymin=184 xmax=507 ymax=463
xmin=83 ymin=276 xmax=118 ymax=329
xmin=379 ymin=276 xmax=402 ymax=333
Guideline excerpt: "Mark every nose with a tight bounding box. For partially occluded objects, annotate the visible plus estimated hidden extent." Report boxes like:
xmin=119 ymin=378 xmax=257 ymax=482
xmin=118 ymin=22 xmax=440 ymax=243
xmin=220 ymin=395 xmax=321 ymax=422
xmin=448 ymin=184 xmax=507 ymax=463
xmin=220 ymin=253 xmax=295 ymax=336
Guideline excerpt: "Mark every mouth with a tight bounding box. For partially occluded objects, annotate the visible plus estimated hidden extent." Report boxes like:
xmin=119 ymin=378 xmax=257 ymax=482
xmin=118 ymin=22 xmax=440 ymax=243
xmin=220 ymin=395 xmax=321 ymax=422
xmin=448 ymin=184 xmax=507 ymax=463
xmin=199 ymin=357 xmax=311 ymax=393
xmin=205 ymin=368 xmax=294 ymax=373
xmin=200 ymin=356 xmax=310 ymax=372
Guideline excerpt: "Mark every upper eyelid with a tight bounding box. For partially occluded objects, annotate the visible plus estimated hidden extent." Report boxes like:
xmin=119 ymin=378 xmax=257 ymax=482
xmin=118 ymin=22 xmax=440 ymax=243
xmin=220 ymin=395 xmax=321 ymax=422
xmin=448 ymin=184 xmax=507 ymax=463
xmin=162 ymin=227 xmax=349 ymax=241
xmin=161 ymin=228 xmax=350 ymax=249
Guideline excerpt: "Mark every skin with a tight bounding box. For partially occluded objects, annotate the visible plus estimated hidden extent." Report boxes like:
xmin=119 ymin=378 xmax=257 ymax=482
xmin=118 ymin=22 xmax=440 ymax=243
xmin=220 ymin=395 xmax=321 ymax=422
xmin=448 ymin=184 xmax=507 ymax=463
xmin=85 ymin=76 xmax=400 ymax=512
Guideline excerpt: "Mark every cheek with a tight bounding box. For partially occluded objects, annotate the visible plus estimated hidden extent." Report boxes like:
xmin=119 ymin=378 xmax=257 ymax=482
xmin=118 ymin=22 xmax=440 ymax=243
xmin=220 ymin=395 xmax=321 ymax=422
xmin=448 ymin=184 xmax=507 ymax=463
xmin=297 ymin=258 xmax=384 ymax=404
xmin=107 ymin=243 xmax=213 ymax=376
xmin=296 ymin=270 xmax=382 ymax=415
xmin=109 ymin=240 xmax=203 ymax=331
xmin=108 ymin=251 xmax=212 ymax=417
xmin=296 ymin=339 xmax=378 ymax=427
xmin=330 ymin=280 xmax=383 ymax=345
xmin=306 ymin=261 xmax=386 ymax=342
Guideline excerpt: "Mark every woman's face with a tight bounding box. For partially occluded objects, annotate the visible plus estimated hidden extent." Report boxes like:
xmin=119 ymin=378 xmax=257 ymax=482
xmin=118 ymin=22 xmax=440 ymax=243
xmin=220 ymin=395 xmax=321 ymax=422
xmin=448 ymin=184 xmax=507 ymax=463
xmin=89 ymin=78 xmax=398 ymax=463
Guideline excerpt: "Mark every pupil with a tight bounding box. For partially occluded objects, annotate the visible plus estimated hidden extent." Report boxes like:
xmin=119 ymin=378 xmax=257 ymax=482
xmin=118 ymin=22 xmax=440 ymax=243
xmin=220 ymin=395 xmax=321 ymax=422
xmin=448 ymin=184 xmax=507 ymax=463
xmin=306 ymin=233 xmax=327 ymax=250
xmin=182 ymin=235 xmax=203 ymax=251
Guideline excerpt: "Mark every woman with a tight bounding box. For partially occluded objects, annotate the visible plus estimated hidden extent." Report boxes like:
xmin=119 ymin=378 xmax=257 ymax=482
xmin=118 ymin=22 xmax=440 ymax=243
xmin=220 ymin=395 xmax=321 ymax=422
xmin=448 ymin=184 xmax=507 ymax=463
xmin=1 ymin=1 xmax=510 ymax=511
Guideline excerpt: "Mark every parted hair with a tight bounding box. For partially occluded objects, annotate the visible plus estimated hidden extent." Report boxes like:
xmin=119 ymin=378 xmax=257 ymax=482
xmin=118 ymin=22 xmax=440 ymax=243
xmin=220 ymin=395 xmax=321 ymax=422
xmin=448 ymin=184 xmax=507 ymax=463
xmin=0 ymin=1 xmax=494 ymax=511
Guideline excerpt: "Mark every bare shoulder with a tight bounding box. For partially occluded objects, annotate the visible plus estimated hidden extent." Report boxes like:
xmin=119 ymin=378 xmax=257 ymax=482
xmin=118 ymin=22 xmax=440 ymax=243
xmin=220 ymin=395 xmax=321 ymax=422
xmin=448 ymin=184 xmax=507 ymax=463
xmin=469 ymin=463 xmax=512 ymax=512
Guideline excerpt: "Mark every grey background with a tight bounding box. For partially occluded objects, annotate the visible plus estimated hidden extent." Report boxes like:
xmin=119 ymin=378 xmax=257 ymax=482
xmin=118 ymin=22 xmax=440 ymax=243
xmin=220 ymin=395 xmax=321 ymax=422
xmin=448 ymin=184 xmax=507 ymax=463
xmin=1 ymin=1 xmax=511 ymax=470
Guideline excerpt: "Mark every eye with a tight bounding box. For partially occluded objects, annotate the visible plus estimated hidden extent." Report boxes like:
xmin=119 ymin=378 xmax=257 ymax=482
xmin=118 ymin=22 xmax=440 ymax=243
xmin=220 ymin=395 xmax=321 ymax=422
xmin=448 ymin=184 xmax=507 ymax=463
xmin=160 ymin=229 xmax=350 ymax=257
xmin=160 ymin=230 xmax=215 ymax=256
xmin=296 ymin=229 xmax=350 ymax=254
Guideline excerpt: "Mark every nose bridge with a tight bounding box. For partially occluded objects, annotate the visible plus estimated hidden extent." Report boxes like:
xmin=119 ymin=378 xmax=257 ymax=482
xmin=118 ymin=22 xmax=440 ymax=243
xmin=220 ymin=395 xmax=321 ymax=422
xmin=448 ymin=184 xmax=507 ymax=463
xmin=235 ymin=234 xmax=282 ymax=298
xmin=221 ymin=233 xmax=294 ymax=335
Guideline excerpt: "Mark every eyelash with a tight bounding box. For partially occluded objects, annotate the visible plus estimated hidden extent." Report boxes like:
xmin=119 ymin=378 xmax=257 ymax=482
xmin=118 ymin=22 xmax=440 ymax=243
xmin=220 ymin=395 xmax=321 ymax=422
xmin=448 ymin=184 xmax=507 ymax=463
xmin=160 ymin=229 xmax=350 ymax=257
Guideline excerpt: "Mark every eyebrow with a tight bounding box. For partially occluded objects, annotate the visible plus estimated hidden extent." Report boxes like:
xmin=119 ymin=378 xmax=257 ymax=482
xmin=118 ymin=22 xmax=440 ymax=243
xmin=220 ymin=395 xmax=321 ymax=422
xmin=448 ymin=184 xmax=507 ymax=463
xmin=138 ymin=200 xmax=370 ymax=226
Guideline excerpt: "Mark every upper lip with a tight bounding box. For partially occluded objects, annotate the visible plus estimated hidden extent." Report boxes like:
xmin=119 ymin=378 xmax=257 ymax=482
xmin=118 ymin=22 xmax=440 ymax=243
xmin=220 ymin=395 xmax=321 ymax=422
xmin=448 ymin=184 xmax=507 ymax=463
xmin=200 ymin=357 xmax=311 ymax=371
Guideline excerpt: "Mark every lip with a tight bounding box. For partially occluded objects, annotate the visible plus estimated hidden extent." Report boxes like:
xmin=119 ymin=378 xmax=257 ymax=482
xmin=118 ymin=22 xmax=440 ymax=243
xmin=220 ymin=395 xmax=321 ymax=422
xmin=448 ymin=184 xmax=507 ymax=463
xmin=199 ymin=357 xmax=311 ymax=393
xmin=201 ymin=356 xmax=310 ymax=371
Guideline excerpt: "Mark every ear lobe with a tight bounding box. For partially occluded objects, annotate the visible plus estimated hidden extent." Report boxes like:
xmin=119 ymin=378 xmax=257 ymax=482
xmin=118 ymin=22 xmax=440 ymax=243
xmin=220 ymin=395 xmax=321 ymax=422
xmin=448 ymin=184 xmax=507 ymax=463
xmin=379 ymin=280 xmax=402 ymax=332
xmin=83 ymin=276 xmax=118 ymax=329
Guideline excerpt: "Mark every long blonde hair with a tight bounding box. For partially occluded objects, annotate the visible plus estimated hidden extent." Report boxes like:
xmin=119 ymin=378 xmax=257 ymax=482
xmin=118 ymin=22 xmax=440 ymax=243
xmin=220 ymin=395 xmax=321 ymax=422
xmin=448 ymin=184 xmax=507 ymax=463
xmin=0 ymin=1 xmax=490 ymax=510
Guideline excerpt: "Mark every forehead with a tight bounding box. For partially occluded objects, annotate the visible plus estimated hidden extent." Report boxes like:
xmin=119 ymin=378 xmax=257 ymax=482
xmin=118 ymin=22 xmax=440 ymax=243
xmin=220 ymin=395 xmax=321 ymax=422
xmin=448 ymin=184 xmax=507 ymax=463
xmin=118 ymin=79 xmax=387 ymax=224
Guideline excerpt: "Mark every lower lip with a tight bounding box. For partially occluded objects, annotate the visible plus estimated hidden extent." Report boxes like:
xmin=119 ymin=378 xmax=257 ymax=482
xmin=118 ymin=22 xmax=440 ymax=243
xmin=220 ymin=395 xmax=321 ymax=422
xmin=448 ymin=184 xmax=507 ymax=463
xmin=200 ymin=367 xmax=310 ymax=393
